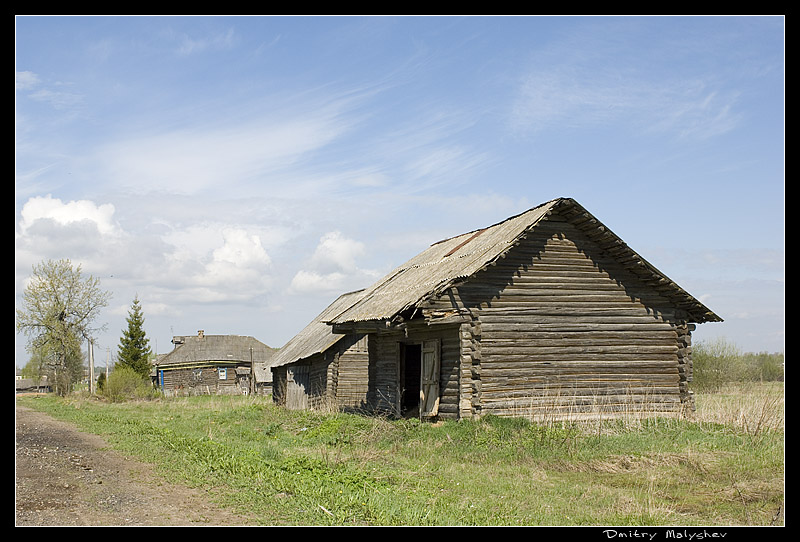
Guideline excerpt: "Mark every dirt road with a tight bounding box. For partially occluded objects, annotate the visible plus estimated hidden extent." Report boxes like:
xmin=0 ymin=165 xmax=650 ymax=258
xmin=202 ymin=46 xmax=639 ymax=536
xmin=15 ymin=403 xmax=251 ymax=526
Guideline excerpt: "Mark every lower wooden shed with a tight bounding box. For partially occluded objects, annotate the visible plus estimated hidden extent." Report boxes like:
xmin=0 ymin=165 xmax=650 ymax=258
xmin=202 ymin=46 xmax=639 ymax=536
xmin=275 ymin=197 xmax=722 ymax=421
xmin=271 ymin=290 xmax=370 ymax=412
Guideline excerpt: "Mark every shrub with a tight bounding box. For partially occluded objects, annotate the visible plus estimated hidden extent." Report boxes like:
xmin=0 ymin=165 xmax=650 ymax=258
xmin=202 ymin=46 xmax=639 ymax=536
xmin=742 ymin=351 xmax=785 ymax=382
xmin=693 ymin=337 xmax=784 ymax=391
xmin=102 ymin=364 xmax=159 ymax=402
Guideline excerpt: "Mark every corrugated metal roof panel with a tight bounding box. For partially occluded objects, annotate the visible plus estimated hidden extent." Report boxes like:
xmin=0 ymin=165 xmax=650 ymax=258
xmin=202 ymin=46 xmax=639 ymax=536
xmin=328 ymin=201 xmax=556 ymax=324
xmin=158 ymin=335 xmax=276 ymax=366
xmin=326 ymin=197 xmax=721 ymax=325
xmin=270 ymin=289 xmax=367 ymax=368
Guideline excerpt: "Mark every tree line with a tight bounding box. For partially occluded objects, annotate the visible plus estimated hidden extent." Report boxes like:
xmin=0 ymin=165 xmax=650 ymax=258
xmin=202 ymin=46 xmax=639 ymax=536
xmin=691 ymin=337 xmax=784 ymax=391
xmin=16 ymin=258 xmax=154 ymax=397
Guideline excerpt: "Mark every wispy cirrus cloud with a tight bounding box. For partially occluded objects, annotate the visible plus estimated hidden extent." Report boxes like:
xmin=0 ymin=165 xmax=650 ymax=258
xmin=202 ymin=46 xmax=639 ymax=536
xmin=173 ymin=26 xmax=237 ymax=56
xmin=16 ymin=70 xmax=83 ymax=110
xmin=15 ymin=71 xmax=40 ymax=90
xmin=93 ymin=100 xmax=358 ymax=196
xmin=507 ymin=19 xmax=754 ymax=142
xmin=511 ymin=68 xmax=742 ymax=141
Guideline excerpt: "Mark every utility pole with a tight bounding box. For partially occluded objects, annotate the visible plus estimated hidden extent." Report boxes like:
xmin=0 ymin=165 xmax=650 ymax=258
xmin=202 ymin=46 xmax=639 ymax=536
xmin=88 ymin=339 xmax=95 ymax=394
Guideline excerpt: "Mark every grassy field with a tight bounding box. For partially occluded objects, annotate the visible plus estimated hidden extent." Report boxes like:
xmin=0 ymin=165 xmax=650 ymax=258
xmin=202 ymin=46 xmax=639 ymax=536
xmin=16 ymin=383 xmax=784 ymax=526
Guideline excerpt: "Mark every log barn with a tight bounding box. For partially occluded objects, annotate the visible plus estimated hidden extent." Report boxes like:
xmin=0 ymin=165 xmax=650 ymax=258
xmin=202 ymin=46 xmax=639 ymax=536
xmin=155 ymin=331 xmax=277 ymax=397
xmin=273 ymin=197 xmax=721 ymax=421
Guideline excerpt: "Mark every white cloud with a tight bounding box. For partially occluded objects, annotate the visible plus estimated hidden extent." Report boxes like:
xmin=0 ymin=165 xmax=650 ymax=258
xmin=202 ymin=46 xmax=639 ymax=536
xmin=289 ymin=231 xmax=380 ymax=294
xmin=309 ymin=231 xmax=365 ymax=273
xmin=96 ymin=108 xmax=353 ymax=195
xmin=18 ymin=195 xmax=118 ymax=236
xmin=16 ymin=71 xmax=83 ymax=110
xmin=16 ymin=195 xmax=276 ymax=307
xmin=155 ymin=225 xmax=274 ymax=304
xmin=199 ymin=228 xmax=272 ymax=288
xmin=511 ymin=69 xmax=741 ymax=141
xmin=28 ymin=87 xmax=84 ymax=110
xmin=15 ymin=71 xmax=40 ymax=90
xmin=175 ymin=27 xmax=237 ymax=56
xmin=289 ymin=269 xmax=348 ymax=294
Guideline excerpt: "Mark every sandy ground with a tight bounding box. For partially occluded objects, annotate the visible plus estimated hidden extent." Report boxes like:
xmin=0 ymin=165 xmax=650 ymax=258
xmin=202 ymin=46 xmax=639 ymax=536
xmin=15 ymin=402 xmax=252 ymax=527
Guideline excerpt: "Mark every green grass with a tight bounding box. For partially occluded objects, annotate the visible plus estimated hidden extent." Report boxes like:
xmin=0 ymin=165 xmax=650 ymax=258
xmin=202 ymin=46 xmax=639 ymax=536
xmin=16 ymin=386 xmax=784 ymax=526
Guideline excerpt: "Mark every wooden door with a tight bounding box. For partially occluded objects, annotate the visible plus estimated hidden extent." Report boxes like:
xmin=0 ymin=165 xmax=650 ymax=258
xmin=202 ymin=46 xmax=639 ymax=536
xmin=286 ymin=366 xmax=309 ymax=410
xmin=420 ymin=339 xmax=440 ymax=418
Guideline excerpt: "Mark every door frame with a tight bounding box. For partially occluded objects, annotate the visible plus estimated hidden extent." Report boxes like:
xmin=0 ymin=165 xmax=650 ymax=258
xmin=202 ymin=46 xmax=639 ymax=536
xmin=398 ymin=339 xmax=440 ymax=419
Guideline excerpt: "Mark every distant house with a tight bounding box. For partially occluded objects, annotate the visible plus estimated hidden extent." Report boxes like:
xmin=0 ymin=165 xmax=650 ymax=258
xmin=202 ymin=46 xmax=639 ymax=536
xmin=155 ymin=330 xmax=277 ymax=397
xmin=272 ymin=197 xmax=721 ymax=421
xmin=15 ymin=376 xmax=51 ymax=394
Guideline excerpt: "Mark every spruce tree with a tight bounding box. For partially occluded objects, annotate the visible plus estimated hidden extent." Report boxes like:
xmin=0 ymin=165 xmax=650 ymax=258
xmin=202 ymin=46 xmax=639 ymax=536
xmin=117 ymin=296 xmax=153 ymax=378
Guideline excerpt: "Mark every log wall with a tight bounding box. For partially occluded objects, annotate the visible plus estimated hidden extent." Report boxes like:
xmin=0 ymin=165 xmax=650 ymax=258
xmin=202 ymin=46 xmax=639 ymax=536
xmin=426 ymin=213 xmax=693 ymax=420
xmin=271 ymin=334 xmax=371 ymax=412
xmin=159 ymin=364 xmax=245 ymax=397
xmin=330 ymin=334 xmax=371 ymax=412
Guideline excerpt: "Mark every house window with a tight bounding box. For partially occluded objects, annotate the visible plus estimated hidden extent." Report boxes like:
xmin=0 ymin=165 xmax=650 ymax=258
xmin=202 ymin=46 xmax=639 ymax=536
xmin=218 ymin=368 xmax=227 ymax=380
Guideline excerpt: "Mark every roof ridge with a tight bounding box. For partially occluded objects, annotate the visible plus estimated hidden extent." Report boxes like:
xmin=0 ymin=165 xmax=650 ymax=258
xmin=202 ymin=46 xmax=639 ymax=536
xmin=429 ymin=197 xmax=565 ymax=246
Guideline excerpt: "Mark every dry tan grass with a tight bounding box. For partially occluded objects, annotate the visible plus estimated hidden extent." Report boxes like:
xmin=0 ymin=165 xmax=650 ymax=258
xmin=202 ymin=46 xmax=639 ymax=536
xmin=691 ymin=382 xmax=784 ymax=435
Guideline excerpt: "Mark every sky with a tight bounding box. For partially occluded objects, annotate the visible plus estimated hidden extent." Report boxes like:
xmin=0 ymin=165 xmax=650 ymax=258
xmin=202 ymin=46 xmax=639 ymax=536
xmin=15 ymin=15 xmax=785 ymax=369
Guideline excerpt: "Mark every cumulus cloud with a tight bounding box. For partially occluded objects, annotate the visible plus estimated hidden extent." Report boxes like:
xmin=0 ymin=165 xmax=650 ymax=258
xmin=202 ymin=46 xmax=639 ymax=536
xmin=16 ymin=195 xmax=275 ymax=306
xmin=289 ymin=231 xmax=380 ymax=294
xmin=153 ymin=224 xmax=275 ymax=305
xmin=199 ymin=228 xmax=272 ymax=289
xmin=18 ymin=195 xmax=119 ymax=235
xmin=309 ymin=231 xmax=365 ymax=273
xmin=289 ymin=269 xmax=349 ymax=294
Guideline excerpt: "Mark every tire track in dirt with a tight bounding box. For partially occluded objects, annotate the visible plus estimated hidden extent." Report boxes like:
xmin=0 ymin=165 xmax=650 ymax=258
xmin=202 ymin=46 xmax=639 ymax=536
xmin=15 ymin=404 xmax=252 ymax=526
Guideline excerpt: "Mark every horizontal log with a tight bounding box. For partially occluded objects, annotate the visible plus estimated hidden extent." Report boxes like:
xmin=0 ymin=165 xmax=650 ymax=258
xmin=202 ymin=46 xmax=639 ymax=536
xmin=481 ymin=345 xmax=677 ymax=354
xmin=480 ymin=354 xmax=678 ymax=364
xmin=477 ymin=305 xmax=672 ymax=316
xmin=481 ymin=395 xmax=682 ymax=409
xmin=481 ymin=360 xmax=680 ymax=374
xmin=482 ymin=395 xmax=681 ymax=405
xmin=482 ymin=375 xmax=680 ymax=387
xmin=480 ymin=322 xmax=676 ymax=332
xmin=481 ymin=335 xmax=677 ymax=345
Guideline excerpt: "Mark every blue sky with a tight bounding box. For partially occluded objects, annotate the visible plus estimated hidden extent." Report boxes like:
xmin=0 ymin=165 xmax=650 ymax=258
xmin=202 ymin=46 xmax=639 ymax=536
xmin=15 ymin=16 xmax=784 ymax=367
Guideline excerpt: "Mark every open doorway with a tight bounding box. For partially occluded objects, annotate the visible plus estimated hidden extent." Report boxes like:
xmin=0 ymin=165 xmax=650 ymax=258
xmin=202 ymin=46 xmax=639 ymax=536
xmin=400 ymin=343 xmax=421 ymax=417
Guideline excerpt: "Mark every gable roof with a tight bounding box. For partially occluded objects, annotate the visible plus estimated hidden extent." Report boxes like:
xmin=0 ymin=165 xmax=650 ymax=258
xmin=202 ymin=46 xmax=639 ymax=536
xmin=157 ymin=334 xmax=276 ymax=367
xmin=327 ymin=197 xmax=721 ymax=326
xmin=270 ymin=289 xmax=367 ymax=369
